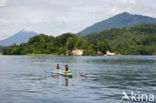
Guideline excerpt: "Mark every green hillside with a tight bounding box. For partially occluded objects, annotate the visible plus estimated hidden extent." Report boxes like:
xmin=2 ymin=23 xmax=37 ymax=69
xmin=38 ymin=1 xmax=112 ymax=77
xmin=84 ymin=23 xmax=156 ymax=55
xmin=78 ymin=12 xmax=156 ymax=36
xmin=2 ymin=33 xmax=110 ymax=56
xmin=2 ymin=24 xmax=156 ymax=55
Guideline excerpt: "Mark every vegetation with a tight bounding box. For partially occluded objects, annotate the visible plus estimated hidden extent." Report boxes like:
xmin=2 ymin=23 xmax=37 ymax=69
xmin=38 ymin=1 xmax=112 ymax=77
xmin=2 ymin=33 xmax=110 ymax=55
xmin=1 ymin=23 xmax=156 ymax=55
xmin=0 ymin=46 xmax=8 ymax=53
xmin=84 ymin=23 xmax=156 ymax=55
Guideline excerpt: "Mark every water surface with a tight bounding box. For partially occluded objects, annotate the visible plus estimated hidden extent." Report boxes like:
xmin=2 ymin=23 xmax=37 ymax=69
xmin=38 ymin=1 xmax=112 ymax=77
xmin=0 ymin=55 xmax=156 ymax=103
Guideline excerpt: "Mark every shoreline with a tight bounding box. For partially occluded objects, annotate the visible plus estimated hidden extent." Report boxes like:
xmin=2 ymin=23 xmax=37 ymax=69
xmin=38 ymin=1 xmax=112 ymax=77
xmin=0 ymin=54 xmax=156 ymax=56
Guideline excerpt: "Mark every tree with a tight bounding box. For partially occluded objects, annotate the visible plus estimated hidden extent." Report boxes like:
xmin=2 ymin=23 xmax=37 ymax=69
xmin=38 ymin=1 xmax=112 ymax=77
xmin=66 ymin=37 xmax=77 ymax=51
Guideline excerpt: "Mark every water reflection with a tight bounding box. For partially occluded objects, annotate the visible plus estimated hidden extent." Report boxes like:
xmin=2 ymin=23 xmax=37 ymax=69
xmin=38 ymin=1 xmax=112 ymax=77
xmin=64 ymin=77 xmax=68 ymax=87
xmin=49 ymin=73 xmax=69 ymax=87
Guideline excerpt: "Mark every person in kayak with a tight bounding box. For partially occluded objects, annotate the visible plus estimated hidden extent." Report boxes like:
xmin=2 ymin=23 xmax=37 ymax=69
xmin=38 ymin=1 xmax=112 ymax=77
xmin=64 ymin=65 xmax=70 ymax=74
xmin=56 ymin=64 xmax=59 ymax=70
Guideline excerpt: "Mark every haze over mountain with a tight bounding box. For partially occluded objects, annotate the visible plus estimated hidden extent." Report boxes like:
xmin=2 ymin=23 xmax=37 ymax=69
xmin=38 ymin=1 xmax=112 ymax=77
xmin=78 ymin=12 xmax=156 ymax=36
xmin=0 ymin=30 xmax=38 ymax=46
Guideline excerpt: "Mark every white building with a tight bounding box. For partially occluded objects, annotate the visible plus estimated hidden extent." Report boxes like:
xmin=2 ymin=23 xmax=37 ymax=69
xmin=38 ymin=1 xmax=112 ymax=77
xmin=104 ymin=51 xmax=117 ymax=56
xmin=71 ymin=49 xmax=83 ymax=56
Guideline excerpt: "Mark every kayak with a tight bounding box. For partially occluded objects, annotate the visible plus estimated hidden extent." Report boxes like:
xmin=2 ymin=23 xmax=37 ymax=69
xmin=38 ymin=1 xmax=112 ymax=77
xmin=46 ymin=69 xmax=87 ymax=77
xmin=57 ymin=70 xmax=72 ymax=77
xmin=50 ymin=70 xmax=72 ymax=77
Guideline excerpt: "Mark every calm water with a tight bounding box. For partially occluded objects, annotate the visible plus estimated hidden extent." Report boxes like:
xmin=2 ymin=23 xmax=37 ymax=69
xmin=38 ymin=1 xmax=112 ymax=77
xmin=0 ymin=55 xmax=156 ymax=103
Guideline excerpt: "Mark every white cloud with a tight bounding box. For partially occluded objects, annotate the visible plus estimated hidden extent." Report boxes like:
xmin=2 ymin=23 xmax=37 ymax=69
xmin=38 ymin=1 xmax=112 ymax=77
xmin=27 ymin=17 xmax=42 ymax=24
xmin=0 ymin=0 xmax=8 ymax=7
xmin=129 ymin=0 xmax=136 ymax=4
xmin=0 ymin=18 xmax=10 ymax=24
xmin=23 ymin=27 xmax=33 ymax=32
xmin=0 ymin=29 xmax=10 ymax=40
xmin=115 ymin=0 xmax=136 ymax=5
xmin=16 ymin=7 xmax=54 ymax=25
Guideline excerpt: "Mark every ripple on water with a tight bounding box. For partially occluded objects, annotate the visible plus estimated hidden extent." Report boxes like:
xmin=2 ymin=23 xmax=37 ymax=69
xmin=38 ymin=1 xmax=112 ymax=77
xmin=0 ymin=55 xmax=156 ymax=103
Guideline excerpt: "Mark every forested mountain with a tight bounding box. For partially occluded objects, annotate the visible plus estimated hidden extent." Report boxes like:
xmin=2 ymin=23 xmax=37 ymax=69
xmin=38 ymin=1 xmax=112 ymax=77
xmin=2 ymin=24 xmax=156 ymax=55
xmin=83 ymin=23 xmax=156 ymax=55
xmin=0 ymin=30 xmax=38 ymax=46
xmin=78 ymin=12 xmax=156 ymax=36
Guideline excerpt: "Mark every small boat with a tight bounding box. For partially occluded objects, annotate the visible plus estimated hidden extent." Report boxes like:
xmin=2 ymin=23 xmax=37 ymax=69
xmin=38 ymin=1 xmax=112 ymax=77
xmin=46 ymin=69 xmax=87 ymax=77
xmin=57 ymin=70 xmax=72 ymax=77
xmin=49 ymin=69 xmax=72 ymax=77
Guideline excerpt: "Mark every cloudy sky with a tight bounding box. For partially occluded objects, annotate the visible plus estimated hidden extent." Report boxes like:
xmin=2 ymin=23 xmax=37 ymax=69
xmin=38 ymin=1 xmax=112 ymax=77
xmin=0 ymin=0 xmax=156 ymax=40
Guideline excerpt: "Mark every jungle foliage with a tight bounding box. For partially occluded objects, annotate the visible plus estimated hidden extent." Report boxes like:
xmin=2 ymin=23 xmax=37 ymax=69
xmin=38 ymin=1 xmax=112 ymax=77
xmin=84 ymin=23 xmax=156 ymax=55
xmin=2 ymin=33 xmax=110 ymax=55
xmin=2 ymin=24 xmax=156 ymax=55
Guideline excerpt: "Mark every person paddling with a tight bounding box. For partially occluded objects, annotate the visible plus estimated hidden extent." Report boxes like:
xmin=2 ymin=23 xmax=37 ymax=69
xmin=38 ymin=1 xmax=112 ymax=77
xmin=56 ymin=64 xmax=59 ymax=70
xmin=64 ymin=65 xmax=70 ymax=74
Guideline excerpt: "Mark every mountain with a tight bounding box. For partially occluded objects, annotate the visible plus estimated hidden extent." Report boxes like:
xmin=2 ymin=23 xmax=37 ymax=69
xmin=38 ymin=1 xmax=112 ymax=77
xmin=0 ymin=30 xmax=38 ymax=46
xmin=78 ymin=12 xmax=156 ymax=36
xmin=83 ymin=23 xmax=156 ymax=55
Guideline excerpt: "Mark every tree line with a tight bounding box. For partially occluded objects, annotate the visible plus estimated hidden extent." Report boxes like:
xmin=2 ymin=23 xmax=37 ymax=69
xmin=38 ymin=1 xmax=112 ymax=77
xmin=2 ymin=33 xmax=110 ymax=55
xmin=2 ymin=23 xmax=156 ymax=55
xmin=0 ymin=46 xmax=8 ymax=53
